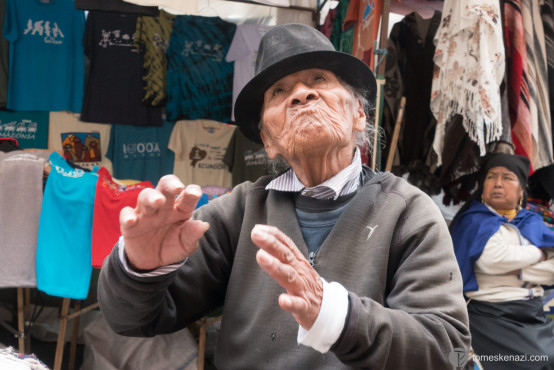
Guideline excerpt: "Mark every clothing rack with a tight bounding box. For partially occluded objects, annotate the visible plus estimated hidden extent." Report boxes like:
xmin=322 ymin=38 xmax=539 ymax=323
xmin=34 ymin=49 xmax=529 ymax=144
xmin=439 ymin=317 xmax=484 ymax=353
xmin=53 ymin=298 xmax=99 ymax=370
xmin=224 ymin=0 xmax=319 ymax=22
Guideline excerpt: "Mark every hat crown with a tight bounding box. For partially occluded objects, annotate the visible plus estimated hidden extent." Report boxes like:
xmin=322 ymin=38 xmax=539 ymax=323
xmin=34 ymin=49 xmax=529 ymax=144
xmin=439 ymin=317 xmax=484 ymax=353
xmin=255 ymin=23 xmax=335 ymax=76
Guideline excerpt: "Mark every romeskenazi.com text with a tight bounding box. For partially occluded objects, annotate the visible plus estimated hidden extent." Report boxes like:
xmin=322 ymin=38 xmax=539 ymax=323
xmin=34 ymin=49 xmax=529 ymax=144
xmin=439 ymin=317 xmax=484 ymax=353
xmin=473 ymin=354 xmax=549 ymax=363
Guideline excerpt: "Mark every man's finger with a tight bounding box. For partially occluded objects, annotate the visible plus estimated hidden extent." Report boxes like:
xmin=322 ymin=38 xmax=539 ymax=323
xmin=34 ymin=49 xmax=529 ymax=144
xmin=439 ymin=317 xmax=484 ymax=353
xmin=251 ymin=224 xmax=302 ymax=263
xmin=179 ymin=219 xmax=210 ymax=247
xmin=135 ymin=188 xmax=166 ymax=215
xmin=119 ymin=206 xmax=137 ymax=232
xmin=175 ymin=184 xmax=203 ymax=214
xmin=256 ymin=249 xmax=299 ymax=287
xmin=278 ymin=294 xmax=306 ymax=314
xmin=156 ymin=175 xmax=186 ymax=200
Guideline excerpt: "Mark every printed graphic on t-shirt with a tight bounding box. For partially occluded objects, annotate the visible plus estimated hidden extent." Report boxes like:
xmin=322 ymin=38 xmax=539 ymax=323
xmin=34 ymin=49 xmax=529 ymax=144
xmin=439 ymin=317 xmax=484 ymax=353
xmin=188 ymin=143 xmax=226 ymax=170
xmin=244 ymin=148 xmax=269 ymax=167
xmin=99 ymin=29 xmax=137 ymax=50
xmin=152 ymin=32 xmax=170 ymax=50
xmin=122 ymin=140 xmax=161 ymax=159
xmin=23 ymin=19 xmax=64 ymax=44
xmin=182 ymin=40 xmax=224 ymax=62
xmin=189 ymin=146 xmax=206 ymax=167
xmin=60 ymin=132 xmax=102 ymax=163
xmin=1 ymin=120 xmax=37 ymax=139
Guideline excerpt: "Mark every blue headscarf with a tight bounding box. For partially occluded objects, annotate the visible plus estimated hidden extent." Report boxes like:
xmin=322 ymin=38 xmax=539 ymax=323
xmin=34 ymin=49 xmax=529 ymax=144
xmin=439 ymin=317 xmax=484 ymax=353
xmin=451 ymin=201 xmax=554 ymax=293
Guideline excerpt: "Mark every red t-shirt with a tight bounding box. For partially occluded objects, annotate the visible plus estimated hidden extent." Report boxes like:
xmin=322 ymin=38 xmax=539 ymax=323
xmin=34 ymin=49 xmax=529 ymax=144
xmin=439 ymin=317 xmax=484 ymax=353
xmin=91 ymin=167 xmax=153 ymax=268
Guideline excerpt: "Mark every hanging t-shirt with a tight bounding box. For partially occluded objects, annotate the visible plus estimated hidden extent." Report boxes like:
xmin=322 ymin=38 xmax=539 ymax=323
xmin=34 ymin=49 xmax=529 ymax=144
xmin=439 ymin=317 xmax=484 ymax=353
xmin=75 ymin=0 xmax=159 ymax=16
xmin=225 ymin=23 xmax=271 ymax=122
xmin=122 ymin=0 xmax=198 ymax=15
xmin=3 ymin=0 xmax=85 ymax=112
xmin=0 ymin=150 xmax=49 ymax=288
xmin=48 ymin=111 xmax=113 ymax=174
xmin=169 ymin=119 xmax=234 ymax=187
xmin=36 ymin=152 xmax=99 ymax=299
xmin=166 ymin=15 xmax=236 ymax=123
xmin=0 ymin=0 xmax=9 ymax=108
xmin=91 ymin=167 xmax=153 ymax=268
xmin=106 ymin=120 xmax=174 ymax=185
xmin=223 ymin=127 xmax=272 ymax=186
xmin=343 ymin=0 xmax=381 ymax=68
xmin=134 ymin=10 xmax=175 ymax=107
xmin=80 ymin=11 xmax=162 ymax=127
xmin=0 ymin=110 xmax=49 ymax=149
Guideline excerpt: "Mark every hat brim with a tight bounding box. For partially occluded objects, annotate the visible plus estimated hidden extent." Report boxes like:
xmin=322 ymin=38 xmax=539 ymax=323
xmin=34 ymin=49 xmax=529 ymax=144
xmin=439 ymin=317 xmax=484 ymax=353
xmin=234 ymin=50 xmax=377 ymax=145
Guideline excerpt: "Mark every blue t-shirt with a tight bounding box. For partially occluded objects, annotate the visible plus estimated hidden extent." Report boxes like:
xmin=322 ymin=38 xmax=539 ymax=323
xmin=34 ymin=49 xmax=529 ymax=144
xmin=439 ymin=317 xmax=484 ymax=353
xmin=36 ymin=152 xmax=98 ymax=299
xmin=0 ymin=110 xmax=49 ymax=149
xmin=3 ymin=0 xmax=85 ymax=112
xmin=166 ymin=15 xmax=236 ymax=123
xmin=106 ymin=120 xmax=174 ymax=185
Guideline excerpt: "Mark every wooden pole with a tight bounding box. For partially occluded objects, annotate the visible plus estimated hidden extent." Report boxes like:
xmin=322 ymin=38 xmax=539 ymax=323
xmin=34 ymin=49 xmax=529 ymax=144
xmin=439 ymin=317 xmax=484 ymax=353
xmin=53 ymin=298 xmax=71 ymax=370
xmin=385 ymin=96 xmax=406 ymax=171
xmin=17 ymin=288 xmax=25 ymax=354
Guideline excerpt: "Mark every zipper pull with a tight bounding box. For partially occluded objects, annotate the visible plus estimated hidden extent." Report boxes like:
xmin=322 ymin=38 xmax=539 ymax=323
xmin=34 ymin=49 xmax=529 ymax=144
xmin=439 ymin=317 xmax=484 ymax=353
xmin=308 ymin=251 xmax=315 ymax=267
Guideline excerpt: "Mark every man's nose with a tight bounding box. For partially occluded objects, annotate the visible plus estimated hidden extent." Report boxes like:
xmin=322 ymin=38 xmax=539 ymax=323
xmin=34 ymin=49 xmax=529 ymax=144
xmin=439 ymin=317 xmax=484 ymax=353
xmin=289 ymin=83 xmax=318 ymax=106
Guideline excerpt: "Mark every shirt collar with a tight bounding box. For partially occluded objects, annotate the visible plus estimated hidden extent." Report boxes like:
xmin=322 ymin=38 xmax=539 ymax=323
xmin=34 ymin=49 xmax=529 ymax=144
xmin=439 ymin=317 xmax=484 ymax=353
xmin=265 ymin=148 xmax=363 ymax=200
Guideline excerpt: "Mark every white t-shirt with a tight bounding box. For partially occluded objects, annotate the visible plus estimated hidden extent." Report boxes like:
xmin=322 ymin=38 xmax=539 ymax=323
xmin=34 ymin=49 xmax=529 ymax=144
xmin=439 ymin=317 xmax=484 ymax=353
xmin=225 ymin=23 xmax=272 ymax=121
xmin=168 ymin=119 xmax=234 ymax=187
xmin=48 ymin=111 xmax=113 ymax=174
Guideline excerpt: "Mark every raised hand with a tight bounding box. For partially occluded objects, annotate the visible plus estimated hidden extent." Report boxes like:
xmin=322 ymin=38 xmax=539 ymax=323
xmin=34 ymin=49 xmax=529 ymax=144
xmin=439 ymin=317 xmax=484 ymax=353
xmin=119 ymin=175 xmax=210 ymax=271
xmin=251 ymin=224 xmax=323 ymax=329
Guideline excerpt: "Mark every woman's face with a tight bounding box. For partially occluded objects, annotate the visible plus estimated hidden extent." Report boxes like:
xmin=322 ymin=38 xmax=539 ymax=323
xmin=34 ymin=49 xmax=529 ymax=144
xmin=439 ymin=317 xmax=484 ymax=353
xmin=482 ymin=166 xmax=524 ymax=210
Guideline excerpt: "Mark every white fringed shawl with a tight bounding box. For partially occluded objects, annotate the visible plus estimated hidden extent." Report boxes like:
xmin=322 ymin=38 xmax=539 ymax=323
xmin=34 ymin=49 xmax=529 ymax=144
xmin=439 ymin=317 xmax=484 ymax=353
xmin=430 ymin=0 xmax=505 ymax=166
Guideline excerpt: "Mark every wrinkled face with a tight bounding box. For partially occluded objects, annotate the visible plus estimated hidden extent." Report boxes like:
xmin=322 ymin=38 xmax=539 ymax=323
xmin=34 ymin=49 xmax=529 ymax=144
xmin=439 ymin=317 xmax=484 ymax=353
xmin=482 ymin=166 xmax=524 ymax=210
xmin=259 ymin=69 xmax=365 ymax=160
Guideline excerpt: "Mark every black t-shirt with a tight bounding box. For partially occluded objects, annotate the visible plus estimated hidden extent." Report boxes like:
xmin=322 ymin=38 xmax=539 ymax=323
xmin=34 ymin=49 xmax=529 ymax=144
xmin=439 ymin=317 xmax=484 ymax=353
xmin=75 ymin=0 xmax=159 ymax=16
xmin=80 ymin=11 xmax=162 ymax=126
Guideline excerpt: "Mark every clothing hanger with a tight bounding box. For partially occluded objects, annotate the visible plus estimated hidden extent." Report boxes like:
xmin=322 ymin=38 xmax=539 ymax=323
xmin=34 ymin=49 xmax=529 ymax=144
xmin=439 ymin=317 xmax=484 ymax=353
xmin=198 ymin=0 xmax=219 ymax=17
xmin=66 ymin=159 xmax=91 ymax=172
xmin=0 ymin=137 xmax=20 ymax=152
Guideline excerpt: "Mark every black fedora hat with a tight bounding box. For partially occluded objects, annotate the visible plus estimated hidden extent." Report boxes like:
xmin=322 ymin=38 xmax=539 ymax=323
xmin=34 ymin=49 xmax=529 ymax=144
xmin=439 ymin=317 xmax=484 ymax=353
xmin=234 ymin=23 xmax=377 ymax=144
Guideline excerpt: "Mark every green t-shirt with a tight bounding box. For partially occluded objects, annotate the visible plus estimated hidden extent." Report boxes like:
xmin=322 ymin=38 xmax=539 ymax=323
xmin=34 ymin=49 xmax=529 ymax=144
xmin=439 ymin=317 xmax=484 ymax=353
xmin=134 ymin=10 xmax=175 ymax=107
xmin=223 ymin=127 xmax=274 ymax=187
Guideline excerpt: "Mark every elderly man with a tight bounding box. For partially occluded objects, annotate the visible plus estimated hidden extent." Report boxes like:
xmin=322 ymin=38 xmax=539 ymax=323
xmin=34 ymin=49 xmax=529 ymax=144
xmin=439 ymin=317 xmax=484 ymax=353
xmin=98 ymin=24 xmax=470 ymax=369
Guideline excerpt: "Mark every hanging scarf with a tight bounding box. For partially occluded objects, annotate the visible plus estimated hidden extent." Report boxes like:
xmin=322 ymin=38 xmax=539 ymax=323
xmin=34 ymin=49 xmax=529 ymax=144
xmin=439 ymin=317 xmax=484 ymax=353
xmin=521 ymin=0 xmax=554 ymax=171
xmin=431 ymin=0 xmax=505 ymax=166
xmin=451 ymin=200 xmax=554 ymax=293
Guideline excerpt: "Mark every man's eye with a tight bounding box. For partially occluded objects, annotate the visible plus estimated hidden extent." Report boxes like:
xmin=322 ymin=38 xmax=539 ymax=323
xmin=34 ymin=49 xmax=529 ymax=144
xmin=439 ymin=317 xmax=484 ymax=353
xmin=272 ymin=87 xmax=283 ymax=96
xmin=314 ymin=75 xmax=325 ymax=82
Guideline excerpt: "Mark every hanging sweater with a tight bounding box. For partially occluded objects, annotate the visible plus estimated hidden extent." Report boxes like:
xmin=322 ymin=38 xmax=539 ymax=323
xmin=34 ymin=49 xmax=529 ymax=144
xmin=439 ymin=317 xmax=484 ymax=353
xmin=98 ymin=171 xmax=470 ymax=369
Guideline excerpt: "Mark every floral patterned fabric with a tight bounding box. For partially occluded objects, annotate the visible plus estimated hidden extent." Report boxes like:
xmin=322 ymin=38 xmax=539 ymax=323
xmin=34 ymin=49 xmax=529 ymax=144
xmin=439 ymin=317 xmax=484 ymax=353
xmin=431 ymin=0 xmax=505 ymax=166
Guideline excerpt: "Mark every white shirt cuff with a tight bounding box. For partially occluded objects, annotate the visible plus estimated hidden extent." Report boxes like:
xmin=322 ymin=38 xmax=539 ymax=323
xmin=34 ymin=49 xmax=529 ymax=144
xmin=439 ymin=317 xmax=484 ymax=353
xmin=117 ymin=236 xmax=185 ymax=277
xmin=297 ymin=278 xmax=349 ymax=353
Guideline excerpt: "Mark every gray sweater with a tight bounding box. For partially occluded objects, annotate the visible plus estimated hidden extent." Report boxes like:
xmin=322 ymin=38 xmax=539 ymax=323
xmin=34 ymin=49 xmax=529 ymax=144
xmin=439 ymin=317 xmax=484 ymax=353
xmin=98 ymin=171 xmax=470 ymax=369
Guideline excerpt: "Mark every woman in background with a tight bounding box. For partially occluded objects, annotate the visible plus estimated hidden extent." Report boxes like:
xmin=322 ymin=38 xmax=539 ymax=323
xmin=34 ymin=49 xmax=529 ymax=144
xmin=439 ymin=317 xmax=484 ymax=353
xmin=450 ymin=152 xmax=554 ymax=370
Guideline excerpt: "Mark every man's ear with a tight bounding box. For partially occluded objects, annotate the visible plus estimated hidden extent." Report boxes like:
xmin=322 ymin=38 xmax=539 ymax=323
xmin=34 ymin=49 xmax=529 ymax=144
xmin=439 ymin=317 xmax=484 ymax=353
xmin=260 ymin=129 xmax=278 ymax=159
xmin=353 ymin=99 xmax=366 ymax=132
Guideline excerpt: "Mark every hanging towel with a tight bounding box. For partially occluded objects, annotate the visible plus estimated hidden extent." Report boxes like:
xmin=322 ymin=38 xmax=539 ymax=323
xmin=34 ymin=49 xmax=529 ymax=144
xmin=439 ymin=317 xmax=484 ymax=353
xmin=431 ymin=0 xmax=505 ymax=166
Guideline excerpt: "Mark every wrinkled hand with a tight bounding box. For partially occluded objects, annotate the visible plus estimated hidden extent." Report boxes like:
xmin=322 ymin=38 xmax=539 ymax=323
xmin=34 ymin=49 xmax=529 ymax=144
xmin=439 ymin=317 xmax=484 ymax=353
xmin=120 ymin=175 xmax=209 ymax=270
xmin=251 ymin=224 xmax=323 ymax=330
